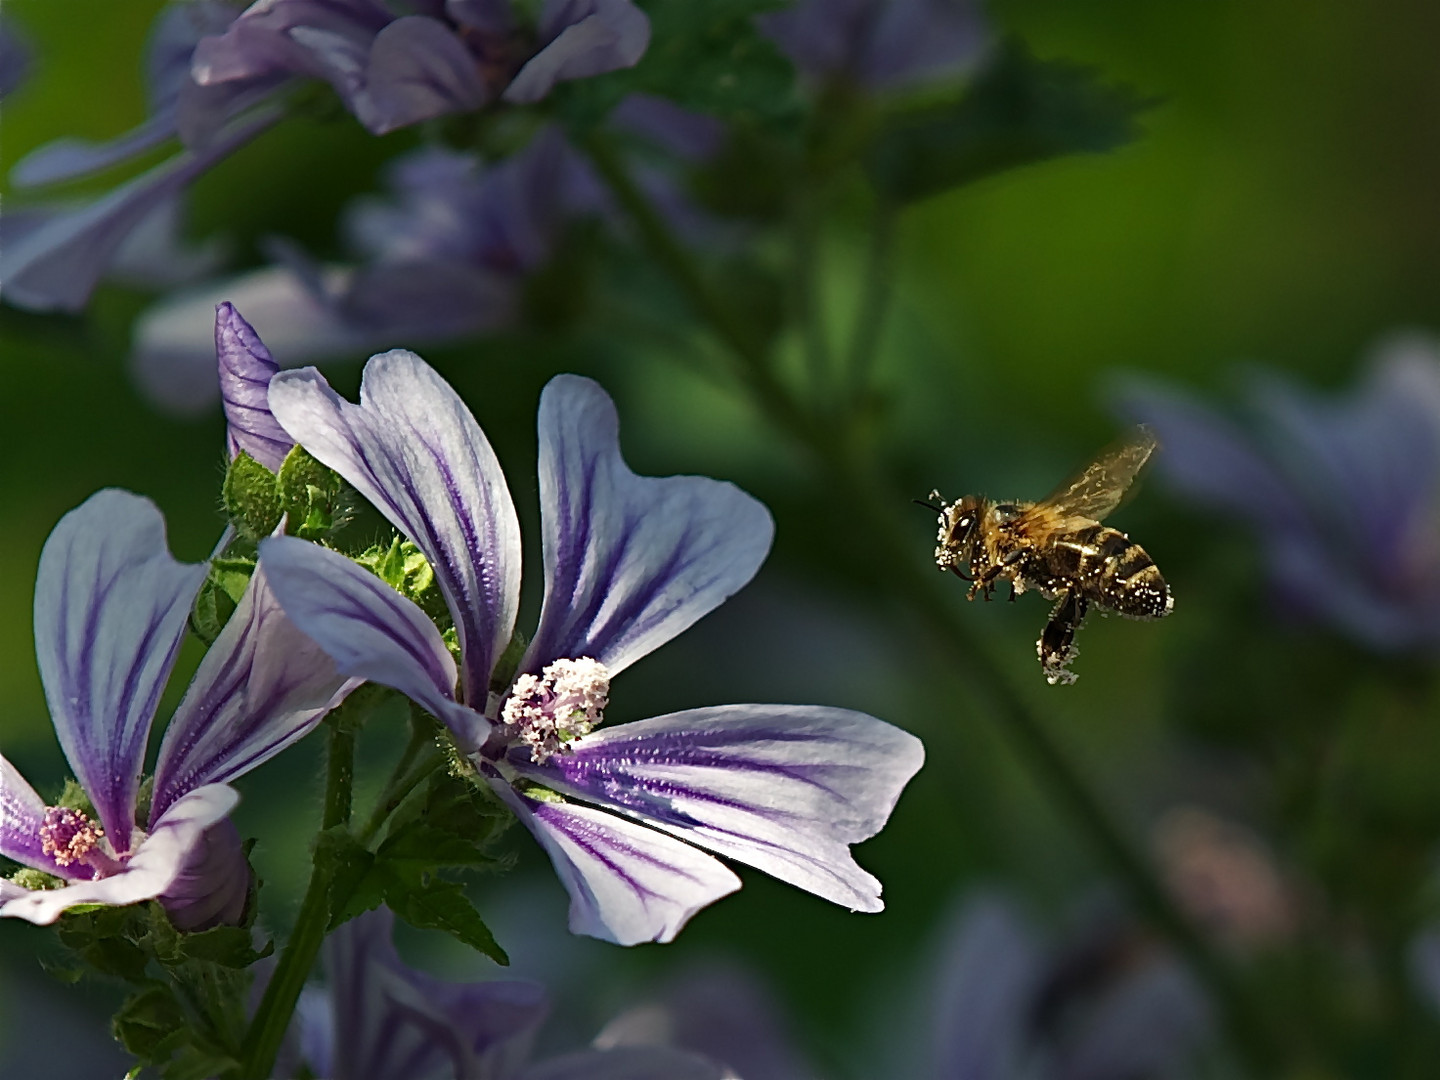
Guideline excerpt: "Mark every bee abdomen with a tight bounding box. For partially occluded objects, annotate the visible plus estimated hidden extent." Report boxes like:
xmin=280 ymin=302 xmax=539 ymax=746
xmin=1075 ymin=527 xmax=1172 ymax=619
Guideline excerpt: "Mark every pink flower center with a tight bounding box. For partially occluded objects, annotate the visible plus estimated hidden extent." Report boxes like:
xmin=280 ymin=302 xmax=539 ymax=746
xmin=501 ymin=657 xmax=610 ymax=764
xmin=39 ymin=806 xmax=105 ymax=869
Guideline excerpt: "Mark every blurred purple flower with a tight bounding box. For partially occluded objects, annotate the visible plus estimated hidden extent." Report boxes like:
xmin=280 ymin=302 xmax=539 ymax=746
xmin=758 ymin=0 xmax=990 ymax=91
xmin=257 ymin=353 xmax=924 ymax=945
xmin=598 ymin=893 xmax=1212 ymax=1080
xmin=1 ymin=0 xmax=649 ymax=315
xmin=0 ymin=14 xmax=34 ymax=101
xmin=0 ymin=1 xmax=283 ymax=313
xmin=130 ymin=129 xmax=600 ymax=415
xmin=1117 ymin=334 xmax=1440 ymax=652
xmin=0 ymin=489 xmax=353 ymax=928
xmin=192 ymin=0 xmax=649 ymax=133
xmin=287 ymin=906 xmax=732 ymax=1079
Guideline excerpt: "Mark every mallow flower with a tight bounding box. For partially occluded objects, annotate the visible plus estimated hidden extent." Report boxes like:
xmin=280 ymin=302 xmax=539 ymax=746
xmin=0 ymin=1 xmax=282 ymax=313
xmin=0 ymin=488 xmax=352 ymax=928
xmin=132 ymin=131 xmax=602 ymax=415
xmin=256 ymin=349 xmax=924 ymax=945
xmin=757 ymin=0 xmax=990 ymax=92
xmin=1117 ymin=334 xmax=1440 ymax=653
xmin=1 ymin=0 xmax=649 ymax=315
xmin=285 ymin=906 xmax=731 ymax=1079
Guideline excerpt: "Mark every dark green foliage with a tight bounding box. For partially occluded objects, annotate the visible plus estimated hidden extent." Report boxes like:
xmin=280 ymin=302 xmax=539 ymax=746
xmin=54 ymin=902 xmax=269 ymax=1080
xmin=556 ymin=0 xmax=798 ymax=129
xmin=321 ymin=775 xmax=512 ymax=965
xmin=866 ymin=40 xmax=1151 ymax=203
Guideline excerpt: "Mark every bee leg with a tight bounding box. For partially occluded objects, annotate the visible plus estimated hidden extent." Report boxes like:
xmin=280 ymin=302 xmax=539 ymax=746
xmin=1037 ymin=591 xmax=1088 ymax=686
xmin=1007 ymin=583 xmax=1017 ymax=603
xmin=949 ymin=567 xmax=974 ymax=583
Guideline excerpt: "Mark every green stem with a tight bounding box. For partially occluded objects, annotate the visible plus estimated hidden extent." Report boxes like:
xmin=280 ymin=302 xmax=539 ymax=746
xmin=237 ymin=722 xmax=354 ymax=1080
xmin=588 ymin=149 xmax=1284 ymax=1076
xmin=358 ymin=716 xmax=442 ymax=847
xmin=846 ymin=198 xmax=896 ymax=402
xmin=791 ymin=188 xmax=831 ymax=405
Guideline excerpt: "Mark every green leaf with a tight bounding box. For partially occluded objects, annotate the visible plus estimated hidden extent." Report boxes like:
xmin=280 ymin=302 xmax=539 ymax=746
xmin=315 ymin=827 xmax=382 ymax=929
xmin=113 ymin=985 xmax=187 ymax=1061
xmin=866 ymin=40 xmax=1152 ymax=203
xmin=383 ymin=876 xmax=509 ymax=965
xmin=555 ymin=0 xmax=798 ymax=128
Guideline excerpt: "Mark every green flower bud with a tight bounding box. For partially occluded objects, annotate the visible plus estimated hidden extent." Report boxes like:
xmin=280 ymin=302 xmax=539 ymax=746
xmin=278 ymin=445 xmax=352 ymax=540
xmin=222 ymin=451 xmax=282 ymax=541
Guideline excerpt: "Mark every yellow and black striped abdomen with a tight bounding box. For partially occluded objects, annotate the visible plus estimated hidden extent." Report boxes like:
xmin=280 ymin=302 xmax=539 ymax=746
xmin=1046 ymin=524 xmax=1172 ymax=619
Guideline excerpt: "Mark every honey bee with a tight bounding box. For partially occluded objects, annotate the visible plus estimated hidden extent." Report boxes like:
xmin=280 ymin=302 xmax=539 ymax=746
xmin=928 ymin=427 xmax=1173 ymax=685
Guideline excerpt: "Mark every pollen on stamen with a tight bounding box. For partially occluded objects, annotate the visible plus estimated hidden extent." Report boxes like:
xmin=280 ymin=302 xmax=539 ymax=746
xmin=501 ymin=657 xmax=611 ymax=764
xmin=39 ymin=806 xmax=104 ymax=868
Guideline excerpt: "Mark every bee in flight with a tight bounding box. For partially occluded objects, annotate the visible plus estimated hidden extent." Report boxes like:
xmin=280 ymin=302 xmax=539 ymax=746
xmin=927 ymin=427 xmax=1173 ymax=685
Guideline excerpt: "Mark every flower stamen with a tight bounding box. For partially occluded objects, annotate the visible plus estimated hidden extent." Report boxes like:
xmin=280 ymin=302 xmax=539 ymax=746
xmin=501 ymin=657 xmax=610 ymax=764
xmin=39 ymin=806 xmax=104 ymax=869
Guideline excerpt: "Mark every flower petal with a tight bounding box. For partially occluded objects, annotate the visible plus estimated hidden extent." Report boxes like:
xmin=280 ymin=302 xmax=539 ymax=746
xmin=514 ymin=705 xmax=924 ymax=913
xmin=328 ymin=907 xmax=549 ymax=1079
xmin=354 ymin=16 xmax=489 ymax=134
xmin=131 ymin=264 xmax=371 ymax=417
xmin=217 ymin=301 xmax=294 ymax=471
xmin=1058 ymin=960 xmax=1211 ymax=1080
xmin=520 ymin=1047 xmax=732 ymax=1080
xmin=151 ymin=558 xmax=356 ymax=824
xmin=0 ymin=784 xmax=238 ymax=926
xmin=0 ymin=754 xmax=67 ymax=877
xmin=496 ymin=784 xmax=740 ymax=946
xmin=523 ymin=375 xmax=773 ymax=677
xmin=34 ymin=490 xmax=208 ymax=853
xmin=0 ymin=109 xmax=280 ymax=313
xmin=929 ymin=893 xmax=1042 ymax=1079
xmin=268 ymin=353 xmax=521 ymax=702
xmin=258 ymin=536 xmax=488 ymax=748
xmin=158 ymin=818 xmax=251 ymax=931
xmin=503 ymin=0 xmax=650 ymax=105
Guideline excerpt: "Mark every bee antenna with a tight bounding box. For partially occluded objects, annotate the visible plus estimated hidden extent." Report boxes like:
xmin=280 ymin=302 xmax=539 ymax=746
xmin=914 ymin=498 xmax=943 ymax=513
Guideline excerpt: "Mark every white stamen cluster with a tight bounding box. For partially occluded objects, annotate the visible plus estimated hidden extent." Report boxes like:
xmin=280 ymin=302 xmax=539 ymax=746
xmin=39 ymin=806 xmax=104 ymax=868
xmin=501 ymin=657 xmax=611 ymax=764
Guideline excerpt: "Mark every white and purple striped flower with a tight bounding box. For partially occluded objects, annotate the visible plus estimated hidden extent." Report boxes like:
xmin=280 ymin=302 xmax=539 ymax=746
xmin=288 ymin=906 xmax=731 ymax=1079
xmin=0 ymin=487 xmax=352 ymax=928
xmin=258 ymin=351 xmax=924 ymax=945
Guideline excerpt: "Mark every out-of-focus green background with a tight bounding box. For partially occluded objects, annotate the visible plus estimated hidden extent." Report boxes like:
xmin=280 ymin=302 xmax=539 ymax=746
xmin=4 ymin=1 xmax=1440 ymax=1075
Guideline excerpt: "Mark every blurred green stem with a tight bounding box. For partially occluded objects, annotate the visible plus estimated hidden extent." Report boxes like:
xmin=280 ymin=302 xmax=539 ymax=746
xmin=791 ymin=187 xmax=832 ymax=406
xmin=847 ymin=198 xmax=896 ymax=402
xmin=586 ymin=139 xmax=1282 ymax=1076
xmin=237 ymin=720 xmax=355 ymax=1080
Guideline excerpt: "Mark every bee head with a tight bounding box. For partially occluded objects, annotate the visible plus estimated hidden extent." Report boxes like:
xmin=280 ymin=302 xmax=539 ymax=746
xmin=930 ymin=492 xmax=983 ymax=571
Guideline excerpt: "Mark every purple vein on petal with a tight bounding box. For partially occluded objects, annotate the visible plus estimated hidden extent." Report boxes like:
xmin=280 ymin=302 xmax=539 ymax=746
xmin=34 ymin=490 xmax=208 ymax=854
xmin=151 ymin=559 xmax=354 ymax=824
xmin=217 ymin=301 xmax=294 ymax=471
xmin=268 ymin=352 xmax=521 ymax=702
xmin=523 ymin=374 xmax=773 ymax=677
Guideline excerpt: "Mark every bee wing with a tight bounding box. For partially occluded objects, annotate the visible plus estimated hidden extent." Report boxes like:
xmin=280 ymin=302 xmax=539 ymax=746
xmin=1033 ymin=426 xmax=1159 ymax=521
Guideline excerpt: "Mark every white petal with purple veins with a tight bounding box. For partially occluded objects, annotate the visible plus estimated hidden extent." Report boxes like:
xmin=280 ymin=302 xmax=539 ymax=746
xmin=268 ymin=352 xmax=522 ymax=701
xmin=523 ymin=375 xmax=773 ymax=677
xmin=217 ymin=301 xmax=294 ymax=471
xmin=514 ymin=705 xmax=924 ymax=913
xmin=496 ymin=785 xmax=740 ymax=946
xmin=0 ymin=785 xmax=239 ymax=926
xmin=0 ymin=754 xmax=64 ymax=876
xmin=34 ymin=490 xmax=208 ymax=854
xmin=151 ymin=559 xmax=356 ymax=824
xmin=259 ymin=536 xmax=489 ymax=748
